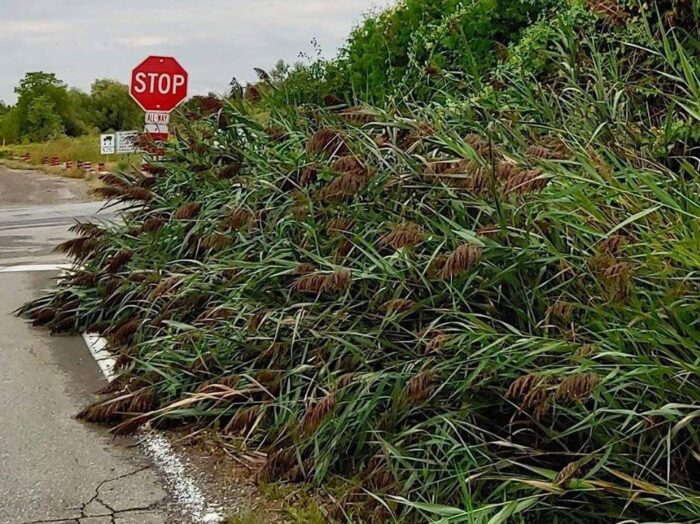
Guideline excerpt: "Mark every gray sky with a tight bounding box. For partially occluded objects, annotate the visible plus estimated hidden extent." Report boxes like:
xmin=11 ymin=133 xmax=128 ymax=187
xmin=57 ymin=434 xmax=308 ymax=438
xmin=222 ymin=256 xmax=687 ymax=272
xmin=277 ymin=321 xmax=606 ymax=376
xmin=0 ymin=0 xmax=388 ymax=104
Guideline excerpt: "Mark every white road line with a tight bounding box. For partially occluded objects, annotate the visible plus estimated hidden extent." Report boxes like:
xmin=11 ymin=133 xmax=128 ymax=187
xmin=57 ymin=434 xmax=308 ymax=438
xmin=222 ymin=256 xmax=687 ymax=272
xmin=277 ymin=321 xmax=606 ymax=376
xmin=82 ymin=333 xmax=117 ymax=380
xmin=5 ymin=263 xmax=224 ymax=524
xmin=0 ymin=264 xmax=72 ymax=273
xmin=82 ymin=332 xmax=224 ymax=524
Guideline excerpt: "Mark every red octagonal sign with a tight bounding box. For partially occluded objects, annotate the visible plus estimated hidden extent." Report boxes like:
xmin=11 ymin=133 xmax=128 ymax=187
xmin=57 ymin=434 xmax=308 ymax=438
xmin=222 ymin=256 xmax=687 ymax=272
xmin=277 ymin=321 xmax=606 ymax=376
xmin=130 ymin=56 xmax=188 ymax=112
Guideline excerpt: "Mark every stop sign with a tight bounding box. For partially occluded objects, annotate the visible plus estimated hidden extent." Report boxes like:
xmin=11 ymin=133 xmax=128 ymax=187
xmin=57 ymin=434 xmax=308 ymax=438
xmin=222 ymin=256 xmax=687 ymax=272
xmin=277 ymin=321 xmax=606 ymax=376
xmin=130 ymin=56 xmax=188 ymax=112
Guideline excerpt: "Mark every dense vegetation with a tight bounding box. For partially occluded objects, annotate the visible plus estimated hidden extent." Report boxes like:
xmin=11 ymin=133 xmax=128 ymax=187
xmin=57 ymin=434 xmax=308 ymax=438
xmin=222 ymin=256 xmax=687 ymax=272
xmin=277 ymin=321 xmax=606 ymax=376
xmin=0 ymin=72 xmax=143 ymax=143
xmin=22 ymin=0 xmax=700 ymax=522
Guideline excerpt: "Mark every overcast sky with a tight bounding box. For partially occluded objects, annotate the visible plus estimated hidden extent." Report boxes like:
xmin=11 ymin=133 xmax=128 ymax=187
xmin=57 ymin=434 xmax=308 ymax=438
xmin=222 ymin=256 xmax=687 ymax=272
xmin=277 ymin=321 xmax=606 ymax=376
xmin=0 ymin=0 xmax=389 ymax=104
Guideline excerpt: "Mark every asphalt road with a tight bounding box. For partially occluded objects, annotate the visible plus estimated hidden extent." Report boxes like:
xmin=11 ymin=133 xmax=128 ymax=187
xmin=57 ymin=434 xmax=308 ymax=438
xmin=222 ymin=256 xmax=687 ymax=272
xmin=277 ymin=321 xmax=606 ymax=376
xmin=0 ymin=166 xmax=172 ymax=523
xmin=0 ymin=166 xmax=120 ymax=267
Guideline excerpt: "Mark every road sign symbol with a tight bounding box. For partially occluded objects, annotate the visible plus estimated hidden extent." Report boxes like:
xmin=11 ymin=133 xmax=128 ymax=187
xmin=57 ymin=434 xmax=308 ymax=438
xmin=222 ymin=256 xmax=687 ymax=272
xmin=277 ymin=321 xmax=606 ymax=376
xmin=100 ymin=134 xmax=116 ymax=155
xmin=130 ymin=56 xmax=188 ymax=112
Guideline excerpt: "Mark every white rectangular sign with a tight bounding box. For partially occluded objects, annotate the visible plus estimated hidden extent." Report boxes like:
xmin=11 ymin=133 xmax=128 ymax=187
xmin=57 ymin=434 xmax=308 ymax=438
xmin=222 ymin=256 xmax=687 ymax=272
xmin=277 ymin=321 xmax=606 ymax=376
xmin=100 ymin=134 xmax=116 ymax=155
xmin=145 ymin=111 xmax=170 ymax=125
xmin=116 ymin=131 xmax=140 ymax=154
xmin=144 ymin=123 xmax=169 ymax=134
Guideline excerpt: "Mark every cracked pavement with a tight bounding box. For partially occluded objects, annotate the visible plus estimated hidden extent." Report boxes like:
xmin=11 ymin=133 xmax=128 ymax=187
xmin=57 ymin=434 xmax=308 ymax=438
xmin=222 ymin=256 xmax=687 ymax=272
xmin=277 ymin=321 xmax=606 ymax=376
xmin=0 ymin=168 xmax=174 ymax=524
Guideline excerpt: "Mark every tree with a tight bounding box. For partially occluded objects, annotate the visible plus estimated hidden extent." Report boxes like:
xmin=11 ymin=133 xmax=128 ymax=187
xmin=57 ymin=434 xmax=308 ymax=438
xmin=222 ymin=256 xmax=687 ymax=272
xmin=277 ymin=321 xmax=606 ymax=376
xmin=25 ymin=95 xmax=64 ymax=141
xmin=89 ymin=79 xmax=142 ymax=132
xmin=12 ymin=71 xmax=86 ymax=140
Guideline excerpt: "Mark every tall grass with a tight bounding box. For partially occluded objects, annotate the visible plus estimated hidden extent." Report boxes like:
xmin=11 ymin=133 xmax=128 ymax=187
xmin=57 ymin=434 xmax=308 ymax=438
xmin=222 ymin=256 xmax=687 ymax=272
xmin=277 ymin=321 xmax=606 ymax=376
xmin=20 ymin=2 xmax=700 ymax=522
xmin=0 ymin=134 xmax=132 ymax=165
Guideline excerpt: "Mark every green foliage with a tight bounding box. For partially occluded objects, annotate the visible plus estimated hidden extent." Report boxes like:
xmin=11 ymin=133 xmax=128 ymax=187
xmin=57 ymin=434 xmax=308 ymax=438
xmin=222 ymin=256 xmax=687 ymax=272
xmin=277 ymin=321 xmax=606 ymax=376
xmin=276 ymin=0 xmax=560 ymax=104
xmin=0 ymin=73 xmax=141 ymax=144
xmin=25 ymin=95 xmax=65 ymax=141
xmin=88 ymin=79 xmax=142 ymax=132
xmin=21 ymin=1 xmax=700 ymax=523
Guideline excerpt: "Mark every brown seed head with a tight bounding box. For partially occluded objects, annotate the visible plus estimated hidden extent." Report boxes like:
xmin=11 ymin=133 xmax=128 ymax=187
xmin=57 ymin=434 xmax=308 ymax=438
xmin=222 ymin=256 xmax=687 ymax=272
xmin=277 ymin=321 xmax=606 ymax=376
xmin=402 ymin=371 xmax=435 ymax=404
xmin=440 ymin=244 xmax=483 ymax=279
xmin=339 ymin=105 xmax=374 ymax=125
xmin=327 ymin=217 xmax=354 ymax=235
xmin=105 ymin=249 xmax=133 ymax=274
xmin=555 ymin=373 xmax=599 ymax=402
xmin=379 ymin=223 xmax=424 ymax=251
xmin=219 ymin=163 xmax=241 ymax=179
xmin=599 ymin=235 xmax=627 ymax=255
xmin=302 ymin=393 xmax=337 ymax=434
xmin=142 ymin=217 xmax=166 ymax=233
xmin=381 ymin=298 xmax=415 ymax=315
xmin=320 ymin=171 xmax=368 ymax=202
xmin=224 ymin=406 xmax=261 ymax=434
xmin=306 ymin=128 xmax=348 ymax=156
xmin=173 ymin=202 xmax=202 ymax=220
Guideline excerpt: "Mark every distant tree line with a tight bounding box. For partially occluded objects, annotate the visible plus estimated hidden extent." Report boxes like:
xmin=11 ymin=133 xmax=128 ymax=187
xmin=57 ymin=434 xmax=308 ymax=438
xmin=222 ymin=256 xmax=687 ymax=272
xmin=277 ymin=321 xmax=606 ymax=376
xmin=0 ymin=72 xmax=143 ymax=144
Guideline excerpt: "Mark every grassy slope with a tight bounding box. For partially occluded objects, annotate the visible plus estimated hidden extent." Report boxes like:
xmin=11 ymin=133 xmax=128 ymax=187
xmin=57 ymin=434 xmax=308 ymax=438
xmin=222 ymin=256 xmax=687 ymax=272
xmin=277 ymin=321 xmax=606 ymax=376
xmin=21 ymin=1 xmax=700 ymax=522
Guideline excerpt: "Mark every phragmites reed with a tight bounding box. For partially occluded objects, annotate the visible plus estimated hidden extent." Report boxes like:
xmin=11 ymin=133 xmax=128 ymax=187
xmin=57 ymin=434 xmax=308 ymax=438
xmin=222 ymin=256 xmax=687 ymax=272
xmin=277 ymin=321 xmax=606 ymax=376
xmin=98 ymin=173 xmax=129 ymax=188
xmin=142 ymin=217 xmax=166 ymax=233
xmin=244 ymin=84 xmax=262 ymax=102
xmin=105 ymin=249 xmax=133 ymax=273
xmin=381 ymin=298 xmax=415 ymax=315
xmin=259 ymin=448 xmax=295 ymax=483
xmin=320 ymin=171 xmax=369 ymax=202
xmin=546 ymin=301 xmax=575 ymax=322
xmin=219 ymin=162 xmax=241 ymax=179
xmin=224 ymin=406 xmax=261 ymax=434
xmin=424 ymin=159 xmax=489 ymax=193
xmin=402 ymin=371 xmax=435 ymax=404
xmin=173 ymin=202 xmax=201 ymax=220
xmin=332 ymin=155 xmax=364 ymax=175
xmin=554 ymin=373 xmax=599 ymax=401
xmin=379 ymin=223 xmax=424 ymax=251
xmin=339 ymin=105 xmax=374 ymax=125
xmin=300 ymin=165 xmax=320 ymax=186
xmin=302 ymin=393 xmax=337 ymax=434
xmin=424 ymin=333 xmax=450 ymax=354
xmin=602 ymin=261 xmax=630 ymax=280
xmin=464 ymin=133 xmax=490 ymax=156
xmin=306 ymin=128 xmax=348 ymax=156
xmin=220 ymin=208 xmax=252 ymax=231
xmin=247 ymin=309 xmax=266 ymax=333
xmin=440 ymin=244 xmax=483 ymax=279
xmin=110 ymin=318 xmax=141 ymax=344
xmin=292 ymin=270 xmax=352 ymax=294
xmin=599 ymin=234 xmax=627 ymax=255
xmin=295 ymin=263 xmax=316 ymax=275
xmin=506 ymin=374 xmax=553 ymax=419
xmin=201 ymin=233 xmax=233 ymax=252
xmin=327 ymin=217 xmax=354 ymax=235
xmin=499 ymin=165 xmax=548 ymax=194
xmin=54 ymin=236 xmax=101 ymax=259
xmin=334 ymin=239 xmax=354 ymax=261
xmin=150 ymin=276 xmax=182 ymax=299
xmin=68 ymin=222 xmax=103 ymax=238
xmin=31 ymin=308 xmax=56 ymax=327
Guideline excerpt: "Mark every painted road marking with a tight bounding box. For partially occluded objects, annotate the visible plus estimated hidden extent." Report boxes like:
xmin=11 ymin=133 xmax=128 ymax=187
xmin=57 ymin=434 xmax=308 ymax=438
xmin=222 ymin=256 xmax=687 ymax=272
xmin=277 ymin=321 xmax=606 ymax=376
xmin=3 ymin=263 xmax=224 ymax=523
xmin=0 ymin=264 xmax=72 ymax=273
